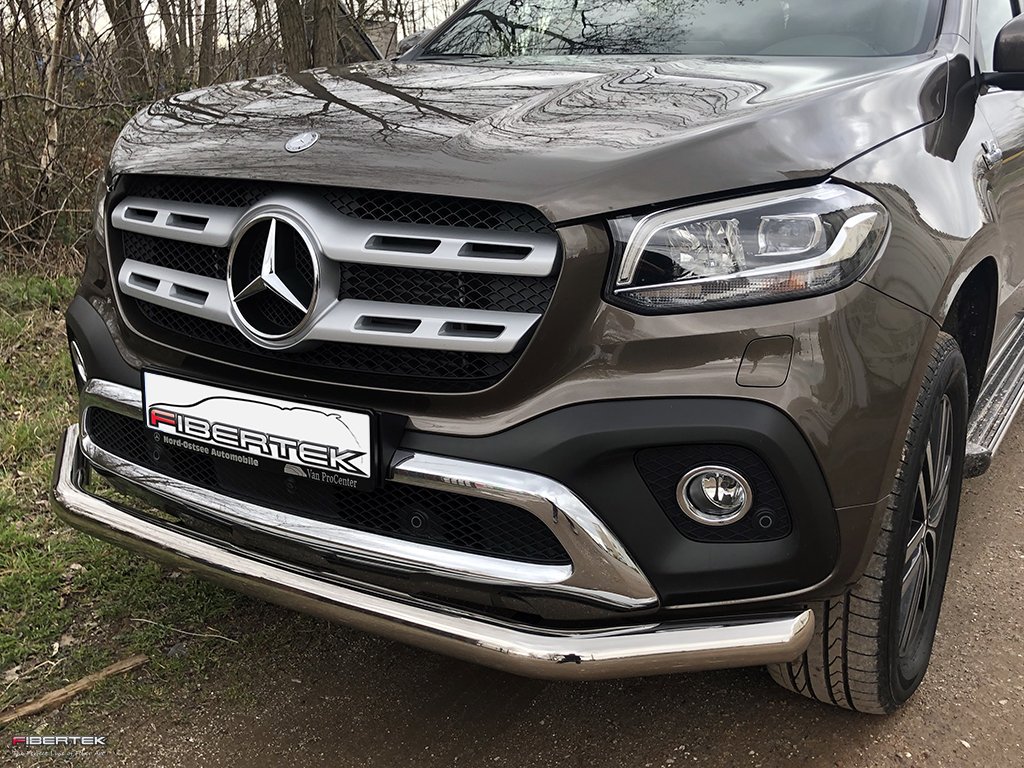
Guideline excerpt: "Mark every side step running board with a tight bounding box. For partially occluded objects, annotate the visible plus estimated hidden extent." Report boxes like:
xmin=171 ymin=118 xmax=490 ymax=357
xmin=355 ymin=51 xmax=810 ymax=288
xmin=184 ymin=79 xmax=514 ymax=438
xmin=965 ymin=316 xmax=1024 ymax=478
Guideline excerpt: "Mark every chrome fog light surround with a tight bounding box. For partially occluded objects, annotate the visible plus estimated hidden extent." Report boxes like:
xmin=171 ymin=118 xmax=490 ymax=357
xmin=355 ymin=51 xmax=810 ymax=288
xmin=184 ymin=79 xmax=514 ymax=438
xmin=676 ymin=466 xmax=753 ymax=526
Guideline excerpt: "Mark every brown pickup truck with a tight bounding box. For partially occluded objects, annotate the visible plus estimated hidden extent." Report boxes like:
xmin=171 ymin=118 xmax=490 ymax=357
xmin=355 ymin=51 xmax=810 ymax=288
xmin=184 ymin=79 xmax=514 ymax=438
xmin=53 ymin=0 xmax=1024 ymax=713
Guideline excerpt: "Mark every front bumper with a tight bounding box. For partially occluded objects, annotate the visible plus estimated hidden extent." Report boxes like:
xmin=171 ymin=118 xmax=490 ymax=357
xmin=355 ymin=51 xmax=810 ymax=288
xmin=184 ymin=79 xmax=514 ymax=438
xmin=52 ymin=425 xmax=813 ymax=679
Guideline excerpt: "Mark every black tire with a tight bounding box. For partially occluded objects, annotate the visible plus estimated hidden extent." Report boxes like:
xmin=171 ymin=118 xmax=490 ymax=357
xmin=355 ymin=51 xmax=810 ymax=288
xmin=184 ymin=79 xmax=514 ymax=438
xmin=768 ymin=332 xmax=968 ymax=714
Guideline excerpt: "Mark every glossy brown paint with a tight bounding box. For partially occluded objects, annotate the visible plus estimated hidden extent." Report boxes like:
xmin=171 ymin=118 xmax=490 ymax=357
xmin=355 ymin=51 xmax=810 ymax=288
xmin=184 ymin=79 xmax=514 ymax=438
xmin=84 ymin=219 xmax=933 ymax=511
xmin=70 ymin=0 xmax=1024 ymax=614
xmin=110 ymin=53 xmax=949 ymax=223
xmin=843 ymin=45 xmax=1024 ymax=341
xmin=979 ymin=89 xmax=1024 ymax=332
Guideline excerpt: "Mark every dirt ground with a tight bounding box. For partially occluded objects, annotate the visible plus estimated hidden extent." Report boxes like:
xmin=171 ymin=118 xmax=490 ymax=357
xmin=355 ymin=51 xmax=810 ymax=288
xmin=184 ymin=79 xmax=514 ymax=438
xmin=14 ymin=425 xmax=1024 ymax=768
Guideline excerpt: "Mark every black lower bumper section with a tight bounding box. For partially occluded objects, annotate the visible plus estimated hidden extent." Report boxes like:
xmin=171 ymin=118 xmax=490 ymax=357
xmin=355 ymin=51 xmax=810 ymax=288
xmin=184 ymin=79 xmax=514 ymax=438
xmin=70 ymin=295 xmax=848 ymax=611
xmin=66 ymin=295 xmax=140 ymax=391
xmin=55 ymin=424 xmax=816 ymax=679
xmin=403 ymin=399 xmax=840 ymax=607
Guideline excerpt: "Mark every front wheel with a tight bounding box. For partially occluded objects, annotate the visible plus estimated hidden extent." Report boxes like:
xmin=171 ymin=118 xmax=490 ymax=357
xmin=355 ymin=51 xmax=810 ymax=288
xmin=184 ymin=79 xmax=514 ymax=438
xmin=769 ymin=332 xmax=968 ymax=713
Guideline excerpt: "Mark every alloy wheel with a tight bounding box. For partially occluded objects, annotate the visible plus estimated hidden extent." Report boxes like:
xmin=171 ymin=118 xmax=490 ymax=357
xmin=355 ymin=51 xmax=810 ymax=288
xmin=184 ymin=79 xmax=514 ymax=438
xmin=898 ymin=394 xmax=953 ymax=656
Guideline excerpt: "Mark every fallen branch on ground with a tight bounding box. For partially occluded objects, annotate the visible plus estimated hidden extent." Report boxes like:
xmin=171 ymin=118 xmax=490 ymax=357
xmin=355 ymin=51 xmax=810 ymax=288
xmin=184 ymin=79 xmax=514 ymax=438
xmin=0 ymin=654 xmax=149 ymax=726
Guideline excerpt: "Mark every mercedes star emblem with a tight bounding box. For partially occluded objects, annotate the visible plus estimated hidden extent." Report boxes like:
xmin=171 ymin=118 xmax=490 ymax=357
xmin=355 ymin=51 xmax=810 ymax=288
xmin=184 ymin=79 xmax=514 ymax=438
xmin=227 ymin=214 xmax=320 ymax=346
xmin=234 ymin=219 xmax=307 ymax=311
xmin=285 ymin=131 xmax=320 ymax=153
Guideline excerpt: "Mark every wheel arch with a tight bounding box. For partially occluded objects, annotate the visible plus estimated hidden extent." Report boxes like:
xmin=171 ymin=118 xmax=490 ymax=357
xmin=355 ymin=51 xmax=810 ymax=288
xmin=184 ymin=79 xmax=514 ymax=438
xmin=939 ymin=256 xmax=998 ymax=410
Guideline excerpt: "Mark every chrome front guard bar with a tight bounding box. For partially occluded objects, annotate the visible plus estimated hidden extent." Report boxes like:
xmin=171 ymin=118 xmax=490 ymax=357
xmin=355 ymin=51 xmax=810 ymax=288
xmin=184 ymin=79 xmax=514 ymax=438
xmin=52 ymin=425 xmax=814 ymax=680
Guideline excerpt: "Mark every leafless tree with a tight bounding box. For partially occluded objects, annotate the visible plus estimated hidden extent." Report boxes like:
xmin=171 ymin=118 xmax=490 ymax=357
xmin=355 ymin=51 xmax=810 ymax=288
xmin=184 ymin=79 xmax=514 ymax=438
xmin=311 ymin=0 xmax=339 ymax=66
xmin=197 ymin=0 xmax=217 ymax=84
xmin=275 ymin=0 xmax=307 ymax=71
xmin=102 ymin=0 xmax=153 ymax=90
xmin=1 ymin=0 xmax=450 ymax=269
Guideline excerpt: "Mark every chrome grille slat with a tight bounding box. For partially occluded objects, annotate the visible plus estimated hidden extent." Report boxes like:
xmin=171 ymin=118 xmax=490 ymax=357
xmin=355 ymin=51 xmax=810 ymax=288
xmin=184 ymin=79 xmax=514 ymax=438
xmin=113 ymin=193 xmax=558 ymax=277
xmin=119 ymin=259 xmax=231 ymax=323
xmin=323 ymin=216 xmax=556 ymax=277
xmin=112 ymin=197 xmax=243 ymax=247
xmin=313 ymin=300 xmax=540 ymax=353
xmin=118 ymin=260 xmax=542 ymax=353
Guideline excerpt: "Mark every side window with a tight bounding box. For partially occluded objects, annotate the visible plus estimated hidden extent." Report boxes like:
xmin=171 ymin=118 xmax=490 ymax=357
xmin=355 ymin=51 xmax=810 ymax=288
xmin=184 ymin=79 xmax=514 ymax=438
xmin=978 ymin=0 xmax=1016 ymax=71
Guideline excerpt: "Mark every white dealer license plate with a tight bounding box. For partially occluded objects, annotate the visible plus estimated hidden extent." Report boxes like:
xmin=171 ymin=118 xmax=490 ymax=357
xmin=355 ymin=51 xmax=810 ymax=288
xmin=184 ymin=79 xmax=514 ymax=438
xmin=143 ymin=373 xmax=374 ymax=490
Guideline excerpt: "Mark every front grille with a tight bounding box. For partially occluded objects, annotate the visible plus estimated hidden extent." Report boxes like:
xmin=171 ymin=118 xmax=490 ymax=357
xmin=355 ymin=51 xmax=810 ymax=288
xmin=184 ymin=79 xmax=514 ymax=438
xmin=635 ymin=445 xmax=793 ymax=543
xmin=122 ymin=231 xmax=228 ymax=279
xmin=133 ymin=300 xmax=519 ymax=392
xmin=125 ymin=175 xmax=555 ymax=234
xmin=86 ymin=408 xmax=571 ymax=566
xmin=325 ymin=188 xmax=553 ymax=233
xmin=114 ymin=175 xmax=560 ymax=392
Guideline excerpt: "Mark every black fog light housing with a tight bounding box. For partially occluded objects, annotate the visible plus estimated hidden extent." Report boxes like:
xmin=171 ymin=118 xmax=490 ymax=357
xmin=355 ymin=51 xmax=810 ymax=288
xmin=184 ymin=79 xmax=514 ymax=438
xmin=676 ymin=466 xmax=753 ymax=526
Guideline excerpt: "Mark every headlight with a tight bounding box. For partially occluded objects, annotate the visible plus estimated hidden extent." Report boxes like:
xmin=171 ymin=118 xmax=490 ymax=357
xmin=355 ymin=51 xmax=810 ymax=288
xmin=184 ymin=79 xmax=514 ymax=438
xmin=607 ymin=184 xmax=888 ymax=314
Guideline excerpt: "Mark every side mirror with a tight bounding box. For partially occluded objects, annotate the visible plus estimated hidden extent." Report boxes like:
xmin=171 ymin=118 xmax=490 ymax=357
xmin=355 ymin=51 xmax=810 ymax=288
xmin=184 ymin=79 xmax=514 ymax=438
xmin=397 ymin=30 xmax=430 ymax=56
xmin=986 ymin=15 xmax=1024 ymax=90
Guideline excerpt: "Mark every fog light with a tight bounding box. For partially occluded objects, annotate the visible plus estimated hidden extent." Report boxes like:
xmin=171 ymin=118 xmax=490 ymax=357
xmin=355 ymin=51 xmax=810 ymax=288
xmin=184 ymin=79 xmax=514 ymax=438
xmin=676 ymin=466 xmax=753 ymax=526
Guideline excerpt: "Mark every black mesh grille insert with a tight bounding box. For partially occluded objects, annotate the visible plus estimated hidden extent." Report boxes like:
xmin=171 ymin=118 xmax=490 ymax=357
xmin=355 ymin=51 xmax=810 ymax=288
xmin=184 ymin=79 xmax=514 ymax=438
xmin=122 ymin=232 xmax=228 ymax=279
xmin=131 ymin=299 xmax=518 ymax=392
xmin=325 ymin=188 xmax=553 ymax=234
xmin=86 ymin=409 xmax=571 ymax=565
xmin=126 ymin=176 xmax=272 ymax=209
xmin=339 ymin=263 xmax=556 ymax=314
xmin=635 ymin=446 xmax=793 ymax=543
xmin=123 ymin=175 xmax=554 ymax=234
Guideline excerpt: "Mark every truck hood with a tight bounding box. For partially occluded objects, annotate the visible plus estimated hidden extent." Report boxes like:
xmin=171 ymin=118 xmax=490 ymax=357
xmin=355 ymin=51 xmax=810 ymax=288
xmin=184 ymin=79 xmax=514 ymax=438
xmin=111 ymin=54 xmax=948 ymax=223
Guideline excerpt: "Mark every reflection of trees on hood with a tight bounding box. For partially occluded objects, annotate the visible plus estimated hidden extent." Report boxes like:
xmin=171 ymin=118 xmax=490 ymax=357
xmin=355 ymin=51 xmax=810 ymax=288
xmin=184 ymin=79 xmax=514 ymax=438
xmin=450 ymin=64 xmax=764 ymax=157
xmin=118 ymin=57 xmax=763 ymax=161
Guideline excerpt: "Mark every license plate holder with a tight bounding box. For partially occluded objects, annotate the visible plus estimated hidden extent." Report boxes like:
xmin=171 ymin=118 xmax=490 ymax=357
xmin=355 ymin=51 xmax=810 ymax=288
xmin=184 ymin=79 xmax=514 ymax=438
xmin=142 ymin=372 xmax=376 ymax=491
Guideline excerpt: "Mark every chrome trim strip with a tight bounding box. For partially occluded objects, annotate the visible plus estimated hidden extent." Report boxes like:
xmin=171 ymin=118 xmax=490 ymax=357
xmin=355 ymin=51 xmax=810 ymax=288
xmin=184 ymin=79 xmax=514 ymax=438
xmin=53 ymin=425 xmax=814 ymax=680
xmin=81 ymin=379 xmax=143 ymax=422
xmin=82 ymin=435 xmax=576 ymax=589
xmin=391 ymin=453 xmax=656 ymax=607
xmin=79 ymin=380 xmax=657 ymax=609
xmin=69 ymin=339 xmax=88 ymax=384
xmin=111 ymin=197 xmax=243 ymax=247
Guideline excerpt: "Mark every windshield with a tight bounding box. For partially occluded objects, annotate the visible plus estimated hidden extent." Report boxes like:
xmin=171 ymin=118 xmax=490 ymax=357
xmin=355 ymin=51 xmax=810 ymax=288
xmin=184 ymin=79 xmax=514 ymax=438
xmin=421 ymin=0 xmax=945 ymax=58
